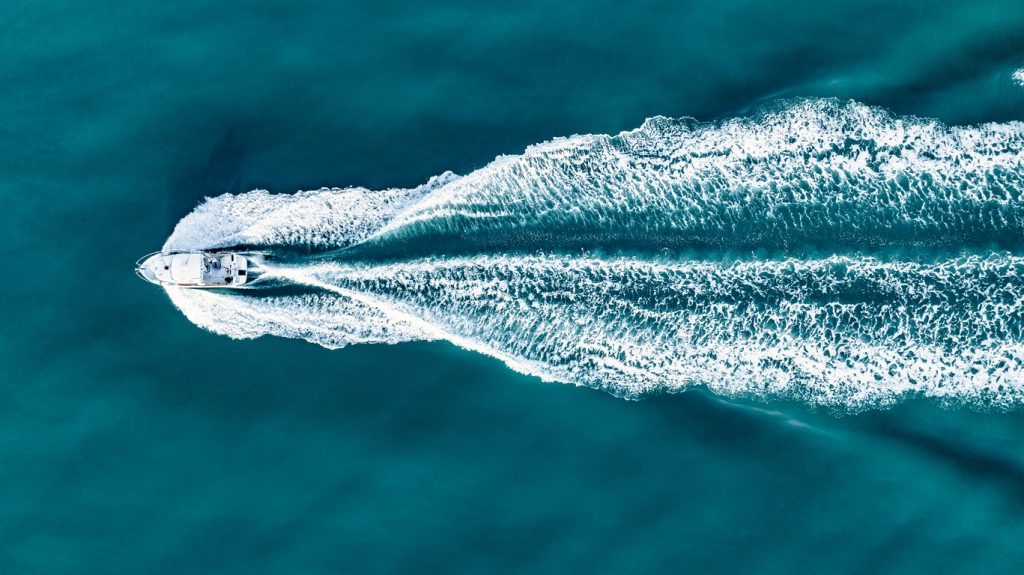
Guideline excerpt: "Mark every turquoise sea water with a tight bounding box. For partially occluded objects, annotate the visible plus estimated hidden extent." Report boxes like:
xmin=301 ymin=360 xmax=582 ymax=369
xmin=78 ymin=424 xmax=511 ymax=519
xmin=3 ymin=1 xmax=1024 ymax=573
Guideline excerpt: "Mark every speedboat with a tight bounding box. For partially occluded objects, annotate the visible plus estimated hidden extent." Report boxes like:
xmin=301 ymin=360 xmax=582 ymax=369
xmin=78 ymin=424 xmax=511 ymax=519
xmin=135 ymin=251 xmax=249 ymax=288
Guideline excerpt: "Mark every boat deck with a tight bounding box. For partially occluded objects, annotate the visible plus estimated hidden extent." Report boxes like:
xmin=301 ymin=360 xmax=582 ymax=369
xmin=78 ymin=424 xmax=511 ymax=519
xmin=136 ymin=251 xmax=249 ymax=287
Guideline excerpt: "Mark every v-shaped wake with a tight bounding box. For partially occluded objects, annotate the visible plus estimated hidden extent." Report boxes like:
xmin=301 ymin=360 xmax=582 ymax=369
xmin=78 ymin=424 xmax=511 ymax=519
xmin=159 ymin=99 xmax=1024 ymax=411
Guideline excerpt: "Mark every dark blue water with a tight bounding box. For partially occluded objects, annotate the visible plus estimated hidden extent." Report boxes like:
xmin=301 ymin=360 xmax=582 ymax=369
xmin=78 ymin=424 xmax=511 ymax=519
xmin=3 ymin=1 xmax=1024 ymax=573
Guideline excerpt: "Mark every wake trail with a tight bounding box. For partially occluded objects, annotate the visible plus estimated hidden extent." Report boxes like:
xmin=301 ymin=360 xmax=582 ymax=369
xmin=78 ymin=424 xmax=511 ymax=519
xmin=171 ymin=254 xmax=1024 ymax=411
xmin=160 ymin=98 xmax=1024 ymax=411
xmin=166 ymin=99 xmax=1024 ymax=258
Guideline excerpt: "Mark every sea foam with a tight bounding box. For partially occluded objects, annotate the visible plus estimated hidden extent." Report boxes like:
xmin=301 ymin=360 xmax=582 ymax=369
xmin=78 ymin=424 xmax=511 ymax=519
xmin=367 ymin=100 xmax=1024 ymax=254
xmin=170 ymin=254 xmax=1024 ymax=411
xmin=162 ymin=99 xmax=1024 ymax=411
xmin=167 ymin=99 xmax=1024 ymax=255
xmin=163 ymin=172 xmax=459 ymax=251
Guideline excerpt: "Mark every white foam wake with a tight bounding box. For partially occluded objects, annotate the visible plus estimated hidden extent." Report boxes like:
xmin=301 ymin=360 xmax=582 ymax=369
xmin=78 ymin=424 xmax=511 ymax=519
xmin=369 ymin=99 xmax=1024 ymax=251
xmin=163 ymin=172 xmax=459 ymax=251
xmin=159 ymin=98 xmax=1024 ymax=410
xmin=165 ymin=99 xmax=1024 ymax=255
xmin=167 ymin=254 xmax=1024 ymax=411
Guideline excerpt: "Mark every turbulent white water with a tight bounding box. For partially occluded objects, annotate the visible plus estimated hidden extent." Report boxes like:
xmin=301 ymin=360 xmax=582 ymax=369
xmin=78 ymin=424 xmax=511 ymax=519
xmin=166 ymin=99 xmax=1024 ymax=254
xmin=163 ymin=172 xmax=460 ymax=251
xmin=169 ymin=254 xmax=1024 ymax=410
xmin=162 ymin=99 xmax=1024 ymax=411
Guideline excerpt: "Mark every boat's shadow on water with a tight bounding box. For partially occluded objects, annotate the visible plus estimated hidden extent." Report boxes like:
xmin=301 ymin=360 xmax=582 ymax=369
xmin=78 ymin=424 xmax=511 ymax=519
xmin=645 ymin=389 xmax=1024 ymax=507
xmin=164 ymin=128 xmax=248 ymax=236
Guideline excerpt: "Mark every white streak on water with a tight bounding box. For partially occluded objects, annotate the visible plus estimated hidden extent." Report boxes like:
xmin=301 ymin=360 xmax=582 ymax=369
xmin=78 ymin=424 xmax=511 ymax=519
xmin=163 ymin=172 xmax=459 ymax=251
xmin=166 ymin=254 xmax=1024 ymax=411
xmin=166 ymin=100 xmax=1024 ymax=253
xmin=160 ymin=99 xmax=1024 ymax=411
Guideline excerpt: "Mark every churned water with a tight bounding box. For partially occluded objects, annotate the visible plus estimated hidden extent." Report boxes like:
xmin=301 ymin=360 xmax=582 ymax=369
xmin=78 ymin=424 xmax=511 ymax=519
xmin=3 ymin=1 xmax=1024 ymax=573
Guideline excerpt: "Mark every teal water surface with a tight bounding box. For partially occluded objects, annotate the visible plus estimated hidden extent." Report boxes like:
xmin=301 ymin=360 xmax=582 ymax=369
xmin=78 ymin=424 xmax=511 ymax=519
xmin=3 ymin=1 xmax=1024 ymax=573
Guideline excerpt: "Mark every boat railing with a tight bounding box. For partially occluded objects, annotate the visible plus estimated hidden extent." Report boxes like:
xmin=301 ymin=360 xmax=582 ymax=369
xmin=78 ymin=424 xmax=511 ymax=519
xmin=134 ymin=251 xmax=164 ymax=269
xmin=135 ymin=252 xmax=163 ymax=283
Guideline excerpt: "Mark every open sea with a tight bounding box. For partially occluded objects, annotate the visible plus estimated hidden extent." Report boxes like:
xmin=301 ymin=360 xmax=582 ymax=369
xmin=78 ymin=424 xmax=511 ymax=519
xmin=3 ymin=1 xmax=1024 ymax=573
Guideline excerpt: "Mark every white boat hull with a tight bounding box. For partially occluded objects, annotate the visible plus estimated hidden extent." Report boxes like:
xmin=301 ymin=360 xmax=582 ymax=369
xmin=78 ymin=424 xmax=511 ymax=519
xmin=136 ymin=251 xmax=249 ymax=288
